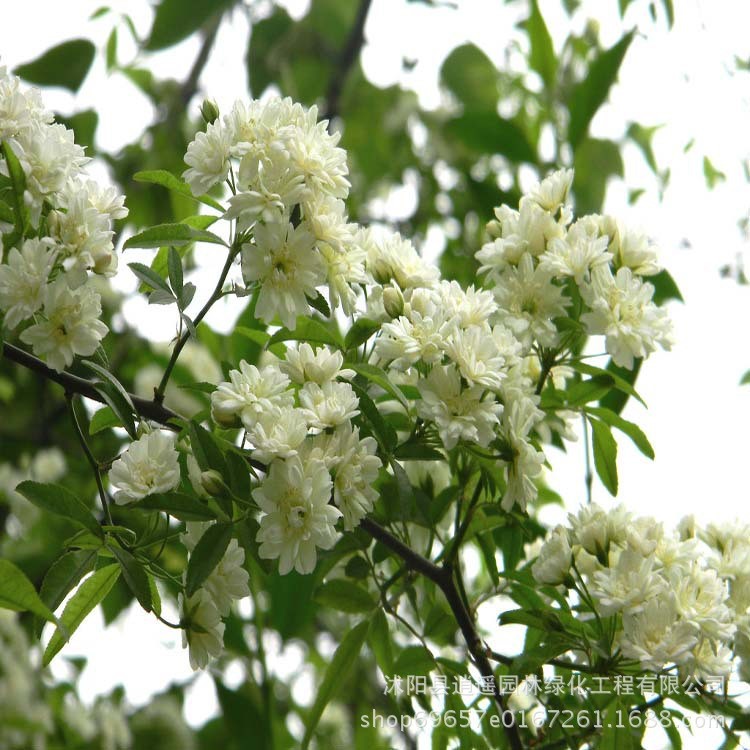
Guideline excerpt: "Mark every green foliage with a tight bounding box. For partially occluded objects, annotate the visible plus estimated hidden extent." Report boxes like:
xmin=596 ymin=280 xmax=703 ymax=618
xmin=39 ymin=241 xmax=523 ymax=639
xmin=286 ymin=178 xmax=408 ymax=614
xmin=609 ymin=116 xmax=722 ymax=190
xmin=14 ymin=39 xmax=95 ymax=92
xmin=0 ymin=559 xmax=57 ymax=622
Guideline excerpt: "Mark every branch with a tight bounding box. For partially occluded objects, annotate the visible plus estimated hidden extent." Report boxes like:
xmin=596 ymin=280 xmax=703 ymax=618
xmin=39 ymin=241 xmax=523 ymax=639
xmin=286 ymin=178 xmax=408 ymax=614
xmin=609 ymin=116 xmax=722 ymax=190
xmin=361 ymin=518 xmax=524 ymax=750
xmin=2 ymin=342 xmax=180 ymax=427
xmin=323 ymin=0 xmax=373 ymax=121
xmin=179 ymin=15 xmax=222 ymax=109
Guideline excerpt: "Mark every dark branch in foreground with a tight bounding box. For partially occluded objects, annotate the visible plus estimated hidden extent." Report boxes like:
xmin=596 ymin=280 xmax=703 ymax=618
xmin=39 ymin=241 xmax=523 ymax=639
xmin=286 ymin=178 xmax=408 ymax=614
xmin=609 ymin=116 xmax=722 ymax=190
xmin=2 ymin=342 xmax=180 ymax=425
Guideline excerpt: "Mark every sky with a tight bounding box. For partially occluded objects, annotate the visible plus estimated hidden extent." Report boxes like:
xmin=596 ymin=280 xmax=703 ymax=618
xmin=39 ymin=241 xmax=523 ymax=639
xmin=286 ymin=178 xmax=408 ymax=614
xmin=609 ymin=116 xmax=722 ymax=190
xmin=2 ymin=0 xmax=750 ymax=747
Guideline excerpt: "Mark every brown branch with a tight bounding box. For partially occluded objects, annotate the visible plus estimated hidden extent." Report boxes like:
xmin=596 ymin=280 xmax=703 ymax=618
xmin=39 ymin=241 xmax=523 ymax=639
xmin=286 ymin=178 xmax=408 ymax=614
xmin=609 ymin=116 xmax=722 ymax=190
xmin=362 ymin=517 xmax=524 ymax=750
xmin=323 ymin=0 xmax=373 ymax=121
xmin=2 ymin=342 xmax=180 ymax=426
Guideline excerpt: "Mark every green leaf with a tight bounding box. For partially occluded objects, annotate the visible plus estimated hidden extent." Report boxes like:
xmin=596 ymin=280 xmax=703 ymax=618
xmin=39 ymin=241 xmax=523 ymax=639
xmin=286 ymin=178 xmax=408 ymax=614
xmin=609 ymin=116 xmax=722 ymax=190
xmin=741 ymin=370 xmax=750 ymax=386
xmin=350 ymin=381 xmax=397 ymax=454
xmin=344 ymin=555 xmax=370 ymax=579
xmin=344 ymin=318 xmax=381 ymax=351
xmin=16 ymin=481 xmax=103 ymax=539
xmin=56 ymin=110 xmax=98 ymax=153
xmin=84 ymin=373 xmax=137 ymax=440
xmin=393 ymin=442 xmax=444 ymax=461
xmin=105 ymin=27 xmax=118 ymax=71
xmin=573 ymin=361 xmax=646 ymax=407
xmin=526 ymin=0 xmax=557 ymax=89
xmin=0 ymin=559 xmax=57 ymax=622
xmin=15 ymin=39 xmax=95 ymax=93
xmin=39 ymin=549 xmax=98 ymax=615
xmin=123 ymin=223 xmax=226 ymax=250
xmin=148 ymin=575 xmax=162 ymax=617
xmin=600 ymin=358 xmax=642 ymax=415
xmin=81 ymin=360 xmax=136 ymax=413
xmin=589 ymin=417 xmax=618 ymax=495
xmin=43 ymin=564 xmax=121 ymax=665
xmin=0 ymin=198 xmax=13 ymax=223
xmin=367 ymin=609 xmax=394 ymax=675
xmin=128 ymin=261 xmax=174 ymax=294
xmin=573 ymin=138 xmax=624 ymax=213
xmin=313 ymin=579 xmax=376 ymax=614
xmin=585 ymin=406 xmax=654 ymax=459
xmin=88 ymin=406 xmax=120 ymax=435
xmin=167 ymin=246 xmax=184 ymax=296
xmin=703 ymin=155 xmax=726 ymax=189
xmin=268 ymin=318 xmax=343 ymax=350
xmin=185 ymin=523 xmax=233 ymax=597
xmin=568 ymin=31 xmax=634 ymax=149
xmin=650 ymin=269 xmax=683 ymax=304
xmin=1 ymin=140 xmax=30 ymax=240
xmin=246 ymin=6 xmax=293 ymax=96
xmin=133 ymin=170 xmax=225 ymax=212
xmin=349 ymin=362 xmax=409 ymax=410
xmin=564 ymin=374 xmax=616 ymax=407
xmin=306 ymin=290 xmax=331 ymax=318
xmin=188 ymin=421 xmax=228 ymax=476
xmin=302 ymin=620 xmax=369 ymax=749
xmin=136 ymin=492 xmax=217 ymax=521
xmin=445 ymin=112 xmax=537 ymax=164
xmin=440 ymin=43 xmax=498 ymax=110
xmin=393 ymin=644 xmax=435 ymax=677
xmin=146 ymin=0 xmax=233 ymax=50
xmin=109 ymin=545 xmax=152 ymax=612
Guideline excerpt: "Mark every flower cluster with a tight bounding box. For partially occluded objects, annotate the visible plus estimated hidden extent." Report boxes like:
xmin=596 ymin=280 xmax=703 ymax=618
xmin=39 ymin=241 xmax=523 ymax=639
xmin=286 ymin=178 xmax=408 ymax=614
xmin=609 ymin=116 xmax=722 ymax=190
xmin=0 ymin=66 xmax=126 ymax=371
xmin=211 ymin=344 xmax=381 ymax=575
xmin=532 ymin=504 xmax=750 ymax=680
xmin=183 ymin=97 xmax=363 ymax=327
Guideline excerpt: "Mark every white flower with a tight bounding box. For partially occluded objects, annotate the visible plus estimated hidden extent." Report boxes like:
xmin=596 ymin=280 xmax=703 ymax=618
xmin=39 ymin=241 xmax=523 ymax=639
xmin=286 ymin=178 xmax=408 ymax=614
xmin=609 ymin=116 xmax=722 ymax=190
xmin=581 ymin=266 xmax=672 ymax=370
xmin=242 ymin=221 xmax=325 ymax=329
xmin=444 ymin=324 xmax=508 ymax=391
xmin=539 ymin=234 xmax=612 ymax=284
xmin=500 ymin=396 xmax=545 ymax=512
xmin=0 ymin=67 xmax=52 ymax=139
xmin=683 ymin=638 xmax=734 ymax=680
xmin=320 ymin=423 xmax=381 ymax=530
xmin=280 ymin=342 xmax=355 ymax=384
xmin=532 ymin=526 xmax=573 ymax=585
xmin=19 ymin=278 xmax=108 ymax=371
xmin=669 ymin=566 xmax=735 ymax=641
xmin=527 ymin=168 xmax=574 ymax=213
xmin=609 ymin=221 xmax=660 ymax=276
xmin=254 ymin=455 xmax=341 ymax=575
xmin=416 ymin=364 xmax=503 ymax=450
xmin=492 ymin=253 xmax=569 ymax=350
xmin=591 ymin=548 xmax=666 ymax=616
xmin=247 ymin=405 xmax=308 ymax=463
xmin=568 ymin=502 xmax=633 ymax=560
xmin=365 ymin=229 xmax=439 ymax=290
xmin=299 ymin=381 xmax=359 ymax=430
xmin=180 ymin=589 xmax=225 ymax=670
xmin=203 ymin=538 xmax=251 ymax=617
xmin=108 ymin=430 xmax=181 ymax=504
xmin=183 ymin=118 xmax=233 ymax=195
xmin=211 ymin=361 xmax=293 ymax=429
xmin=435 ymin=280 xmax=497 ymax=328
xmin=0 ymin=237 xmax=56 ymax=328
xmin=619 ymin=598 xmax=698 ymax=671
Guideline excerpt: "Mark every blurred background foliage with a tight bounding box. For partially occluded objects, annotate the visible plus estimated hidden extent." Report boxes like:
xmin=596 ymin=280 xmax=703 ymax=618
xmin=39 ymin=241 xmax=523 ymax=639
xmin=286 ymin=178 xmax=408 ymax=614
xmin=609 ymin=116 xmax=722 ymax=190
xmin=1 ymin=0 xmax=689 ymax=748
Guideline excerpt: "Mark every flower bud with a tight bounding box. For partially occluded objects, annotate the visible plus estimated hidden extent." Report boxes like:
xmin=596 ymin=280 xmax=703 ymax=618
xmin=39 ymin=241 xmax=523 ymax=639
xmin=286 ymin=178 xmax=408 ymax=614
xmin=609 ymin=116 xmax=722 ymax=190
xmin=200 ymin=98 xmax=220 ymax=125
xmin=200 ymin=469 xmax=228 ymax=497
xmin=383 ymin=285 xmax=404 ymax=318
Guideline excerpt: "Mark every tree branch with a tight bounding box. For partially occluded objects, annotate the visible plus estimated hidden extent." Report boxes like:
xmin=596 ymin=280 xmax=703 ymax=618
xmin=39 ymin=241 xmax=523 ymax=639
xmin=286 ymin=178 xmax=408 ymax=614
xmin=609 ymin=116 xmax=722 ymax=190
xmin=2 ymin=342 xmax=180 ymax=426
xmin=179 ymin=15 xmax=222 ymax=109
xmin=323 ymin=0 xmax=373 ymax=121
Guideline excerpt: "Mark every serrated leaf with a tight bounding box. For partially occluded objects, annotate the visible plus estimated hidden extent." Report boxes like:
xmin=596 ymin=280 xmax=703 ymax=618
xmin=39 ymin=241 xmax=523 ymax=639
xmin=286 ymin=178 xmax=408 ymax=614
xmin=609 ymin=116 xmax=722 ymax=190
xmin=136 ymin=492 xmax=217 ymax=521
xmin=568 ymin=31 xmax=634 ymax=149
xmin=124 ymin=223 xmax=226 ymax=250
xmin=149 ymin=289 xmax=177 ymax=305
xmin=128 ymin=261 xmax=174 ymax=294
xmin=15 ymin=39 xmax=95 ymax=93
xmin=589 ymin=417 xmax=618 ymax=495
xmin=301 ymin=620 xmax=369 ymax=748
xmin=133 ymin=170 xmax=224 ymax=212
xmin=0 ymin=559 xmax=57 ymax=622
xmin=39 ymin=549 xmax=98 ymax=615
xmin=185 ymin=523 xmax=233 ymax=597
xmin=82 ymin=360 xmax=136 ymax=412
xmin=313 ymin=579 xmax=376 ymax=614
xmin=268 ymin=318 xmax=343 ymax=350
xmin=586 ymin=406 xmax=654 ymax=459
xmin=89 ymin=380 xmax=137 ymax=440
xmin=180 ymin=282 xmax=197 ymax=309
xmin=43 ymin=564 xmax=121 ymax=665
xmin=16 ymin=481 xmax=103 ymax=539
xmin=109 ymin=545 xmax=152 ymax=612
xmin=88 ymin=406 xmax=119 ymax=435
